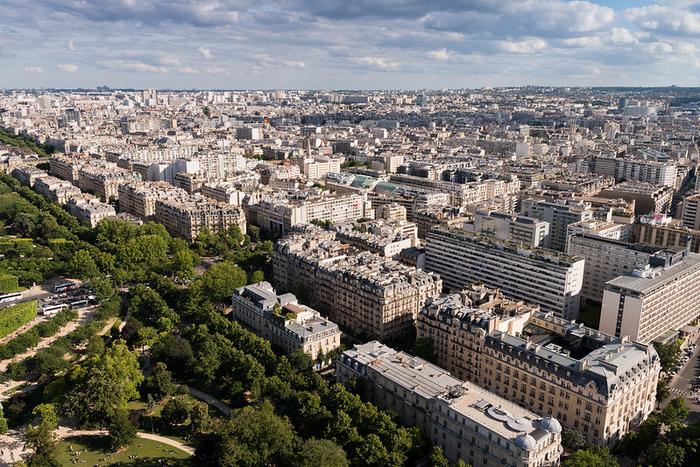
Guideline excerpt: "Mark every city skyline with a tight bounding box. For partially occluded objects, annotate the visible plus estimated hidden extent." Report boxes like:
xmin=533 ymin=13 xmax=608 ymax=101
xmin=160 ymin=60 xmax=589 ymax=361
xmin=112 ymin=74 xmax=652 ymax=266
xmin=3 ymin=1 xmax=700 ymax=89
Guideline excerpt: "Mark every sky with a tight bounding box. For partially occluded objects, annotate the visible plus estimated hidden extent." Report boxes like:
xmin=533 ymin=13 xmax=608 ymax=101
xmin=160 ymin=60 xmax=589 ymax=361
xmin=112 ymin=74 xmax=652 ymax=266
xmin=1 ymin=0 xmax=700 ymax=89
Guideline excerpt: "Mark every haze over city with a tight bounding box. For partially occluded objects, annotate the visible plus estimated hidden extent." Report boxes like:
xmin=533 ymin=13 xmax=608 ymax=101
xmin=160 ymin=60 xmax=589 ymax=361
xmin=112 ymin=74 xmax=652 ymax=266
xmin=2 ymin=0 xmax=700 ymax=89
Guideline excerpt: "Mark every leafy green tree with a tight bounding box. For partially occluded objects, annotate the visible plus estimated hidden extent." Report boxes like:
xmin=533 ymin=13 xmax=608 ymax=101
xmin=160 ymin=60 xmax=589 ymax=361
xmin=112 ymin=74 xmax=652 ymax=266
xmin=657 ymin=379 xmax=671 ymax=402
xmin=152 ymin=335 xmax=194 ymax=373
xmin=654 ymin=341 xmax=682 ymax=372
xmin=249 ymin=269 xmax=265 ymax=284
xmin=662 ymin=398 xmax=689 ymax=426
xmin=198 ymin=401 xmax=296 ymax=467
xmin=645 ymin=440 xmax=685 ymax=467
xmin=145 ymin=362 xmax=176 ymax=400
xmin=89 ymin=276 xmax=114 ymax=301
xmin=429 ymin=446 xmax=450 ymax=467
xmin=67 ymin=249 xmax=99 ymax=280
xmin=161 ymin=397 xmax=191 ymax=427
xmin=562 ymin=428 xmax=586 ymax=450
xmin=24 ymin=404 xmax=60 ymax=467
xmin=563 ymin=446 xmax=618 ymax=467
xmin=294 ymin=438 xmax=349 ymax=467
xmin=171 ymin=249 xmax=196 ymax=280
xmin=107 ymin=409 xmax=137 ymax=452
xmin=199 ymin=261 xmax=247 ymax=303
xmin=189 ymin=400 xmax=212 ymax=434
xmin=63 ymin=340 xmax=144 ymax=427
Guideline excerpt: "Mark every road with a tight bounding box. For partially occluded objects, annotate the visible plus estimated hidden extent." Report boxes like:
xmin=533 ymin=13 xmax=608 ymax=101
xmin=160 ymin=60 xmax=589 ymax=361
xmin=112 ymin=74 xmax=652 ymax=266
xmin=667 ymin=332 xmax=700 ymax=422
xmin=0 ymin=285 xmax=51 ymax=311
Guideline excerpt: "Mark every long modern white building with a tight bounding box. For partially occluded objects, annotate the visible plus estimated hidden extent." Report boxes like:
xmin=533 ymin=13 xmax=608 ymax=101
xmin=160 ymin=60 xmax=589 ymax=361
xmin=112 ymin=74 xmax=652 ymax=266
xmin=425 ymin=227 xmax=585 ymax=320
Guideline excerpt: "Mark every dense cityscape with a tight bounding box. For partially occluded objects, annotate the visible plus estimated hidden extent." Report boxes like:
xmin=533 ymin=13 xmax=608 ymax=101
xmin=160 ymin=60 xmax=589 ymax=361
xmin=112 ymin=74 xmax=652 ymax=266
xmin=0 ymin=86 xmax=697 ymax=466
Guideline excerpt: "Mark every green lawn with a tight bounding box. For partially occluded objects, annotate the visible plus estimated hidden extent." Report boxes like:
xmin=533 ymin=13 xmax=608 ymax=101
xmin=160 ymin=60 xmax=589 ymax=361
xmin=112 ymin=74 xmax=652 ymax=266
xmin=57 ymin=435 xmax=191 ymax=466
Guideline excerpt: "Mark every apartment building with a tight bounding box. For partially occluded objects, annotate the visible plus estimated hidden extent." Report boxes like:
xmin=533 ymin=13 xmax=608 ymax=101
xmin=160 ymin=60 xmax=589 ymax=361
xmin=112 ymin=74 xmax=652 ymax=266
xmin=231 ymin=282 xmax=341 ymax=364
xmin=601 ymin=250 xmax=700 ymax=343
xmin=375 ymin=203 xmax=407 ymax=222
xmin=599 ymin=182 xmax=674 ymax=215
xmin=11 ymin=166 xmax=47 ymax=187
xmin=49 ymin=153 xmax=92 ymax=183
xmin=273 ymin=228 xmax=441 ymax=341
xmin=426 ymin=227 xmax=584 ymax=320
xmin=118 ymin=181 xmax=186 ymax=219
xmin=469 ymin=210 xmax=550 ymax=248
xmin=336 ymin=341 xmax=563 ymax=467
xmin=200 ymin=181 xmax=248 ymax=205
xmin=77 ymin=164 xmax=136 ymax=201
xmin=65 ymin=194 xmax=116 ymax=227
xmin=299 ymin=157 xmax=342 ymax=180
xmin=633 ymin=214 xmax=700 ymax=253
xmin=155 ymin=195 xmax=247 ymax=241
xmin=246 ymin=193 xmax=374 ymax=235
xmin=567 ymin=235 xmax=662 ymax=303
xmin=521 ymin=198 xmax=594 ymax=251
xmin=593 ymin=157 xmax=678 ymax=187
xmin=34 ymin=175 xmax=82 ymax=204
xmin=417 ymin=299 xmax=660 ymax=445
xmin=680 ymin=193 xmax=700 ymax=230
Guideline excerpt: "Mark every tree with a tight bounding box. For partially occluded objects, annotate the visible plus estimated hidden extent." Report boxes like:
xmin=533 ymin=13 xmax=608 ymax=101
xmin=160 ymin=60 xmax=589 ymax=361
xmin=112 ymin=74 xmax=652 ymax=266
xmin=89 ymin=276 xmax=114 ymax=301
xmin=249 ymin=269 xmax=265 ymax=284
xmin=189 ymin=400 xmax=212 ymax=434
xmin=429 ymin=446 xmax=449 ymax=467
xmin=657 ymin=379 xmax=671 ymax=402
xmin=24 ymin=404 xmax=60 ymax=467
xmin=199 ymin=261 xmax=247 ymax=303
xmin=563 ymin=446 xmax=618 ymax=467
xmin=198 ymin=401 xmax=296 ymax=467
xmin=645 ymin=440 xmax=685 ymax=467
xmin=63 ymin=340 xmax=144 ymax=427
xmin=161 ymin=397 xmax=191 ymax=427
xmin=562 ymin=428 xmax=586 ymax=450
xmin=412 ymin=337 xmax=436 ymax=363
xmin=654 ymin=341 xmax=682 ymax=372
xmin=145 ymin=362 xmax=176 ymax=400
xmin=171 ymin=249 xmax=196 ymax=280
xmin=151 ymin=335 xmax=194 ymax=373
xmin=107 ymin=409 xmax=137 ymax=451
xmin=67 ymin=249 xmax=99 ymax=280
xmin=662 ymin=398 xmax=689 ymax=426
xmin=294 ymin=438 xmax=349 ymax=467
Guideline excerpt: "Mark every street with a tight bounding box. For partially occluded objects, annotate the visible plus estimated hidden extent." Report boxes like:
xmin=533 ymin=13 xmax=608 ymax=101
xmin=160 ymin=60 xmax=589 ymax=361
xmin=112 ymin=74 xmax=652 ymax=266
xmin=667 ymin=333 xmax=700 ymax=423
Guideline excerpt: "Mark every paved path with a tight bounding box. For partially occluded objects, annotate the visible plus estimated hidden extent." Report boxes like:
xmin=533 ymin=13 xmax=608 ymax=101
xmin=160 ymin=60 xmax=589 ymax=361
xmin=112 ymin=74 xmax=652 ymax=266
xmin=667 ymin=332 xmax=700 ymax=422
xmin=188 ymin=386 xmax=232 ymax=417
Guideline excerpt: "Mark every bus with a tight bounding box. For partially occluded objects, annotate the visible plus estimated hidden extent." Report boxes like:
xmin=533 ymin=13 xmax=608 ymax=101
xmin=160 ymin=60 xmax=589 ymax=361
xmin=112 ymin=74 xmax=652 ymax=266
xmin=0 ymin=292 xmax=22 ymax=304
xmin=53 ymin=282 xmax=80 ymax=293
xmin=69 ymin=299 xmax=90 ymax=308
xmin=40 ymin=303 xmax=68 ymax=316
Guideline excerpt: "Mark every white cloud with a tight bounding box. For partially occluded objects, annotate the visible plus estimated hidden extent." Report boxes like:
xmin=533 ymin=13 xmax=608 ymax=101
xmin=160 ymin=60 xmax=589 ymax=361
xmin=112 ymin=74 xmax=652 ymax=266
xmin=58 ymin=63 xmax=78 ymax=72
xmin=427 ymin=48 xmax=449 ymax=60
xmin=498 ymin=38 xmax=548 ymax=54
xmin=25 ymin=66 xmax=43 ymax=73
xmin=157 ymin=55 xmax=181 ymax=66
xmin=198 ymin=47 xmax=213 ymax=59
xmin=67 ymin=40 xmax=75 ymax=51
xmin=177 ymin=66 xmax=199 ymax=74
xmin=356 ymin=56 xmax=399 ymax=71
xmin=283 ymin=60 xmax=306 ymax=68
xmin=609 ymin=27 xmax=637 ymax=44
xmin=97 ymin=60 xmax=168 ymax=73
xmin=625 ymin=4 xmax=700 ymax=36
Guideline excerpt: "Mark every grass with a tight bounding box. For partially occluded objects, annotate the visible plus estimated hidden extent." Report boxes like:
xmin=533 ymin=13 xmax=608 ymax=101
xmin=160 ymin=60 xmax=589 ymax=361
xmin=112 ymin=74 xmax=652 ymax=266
xmin=0 ymin=300 xmax=36 ymax=338
xmin=57 ymin=435 xmax=191 ymax=466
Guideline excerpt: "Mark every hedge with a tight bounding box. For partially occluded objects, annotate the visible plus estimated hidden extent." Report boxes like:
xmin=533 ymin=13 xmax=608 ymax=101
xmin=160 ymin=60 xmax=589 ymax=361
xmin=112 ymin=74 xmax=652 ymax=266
xmin=0 ymin=273 xmax=19 ymax=293
xmin=0 ymin=307 xmax=77 ymax=360
xmin=0 ymin=300 xmax=36 ymax=339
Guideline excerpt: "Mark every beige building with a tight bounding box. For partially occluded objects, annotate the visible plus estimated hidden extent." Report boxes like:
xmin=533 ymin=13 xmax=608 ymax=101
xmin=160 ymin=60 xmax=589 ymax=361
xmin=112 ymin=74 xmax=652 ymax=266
xmin=34 ymin=175 xmax=82 ymax=204
xmin=246 ymin=193 xmax=374 ymax=235
xmin=633 ymin=214 xmax=700 ymax=253
xmin=567 ymin=234 xmax=662 ymax=303
xmin=601 ymin=250 xmax=700 ymax=343
xmin=48 ymin=153 xmax=92 ymax=183
xmin=680 ymin=193 xmax=700 ymax=231
xmin=231 ymin=282 xmax=341 ymax=366
xmin=599 ymin=182 xmax=674 ymax=215
xmin=118 ymin=181 xmax=186 ymax=219
xmin=417 ymin=293 xmax=660 ymax=445
xmin=337 ymin=341 xmax=563 ymax=467
xmin=155 ymin=195 xmax=246 ymax=241
xmin=77 ymin=164 xmax=136 ymax=201
xmin=273 ymin=227 xmax=441 ymax=341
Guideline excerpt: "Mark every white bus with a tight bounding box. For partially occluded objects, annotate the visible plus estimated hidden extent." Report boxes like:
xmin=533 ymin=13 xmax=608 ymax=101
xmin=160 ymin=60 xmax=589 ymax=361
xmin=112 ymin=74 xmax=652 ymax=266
xmin=53 ymin=282 xmax=80 ymax=293
xmin=69 ymin=299 xmax=90 ymax=308
xmin=40 ymin=303 xmax=68 ymax=317
xmin=0 ymin=292 xmax=22 ymax=304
